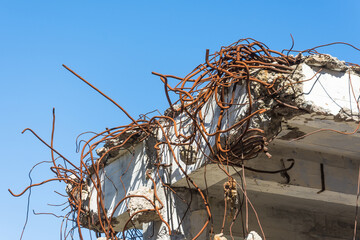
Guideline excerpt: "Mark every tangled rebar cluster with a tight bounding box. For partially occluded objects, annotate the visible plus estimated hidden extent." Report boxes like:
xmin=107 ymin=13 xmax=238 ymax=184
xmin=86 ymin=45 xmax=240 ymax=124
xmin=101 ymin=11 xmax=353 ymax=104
xmin=9 ymin=38 xmax=360 ymax=240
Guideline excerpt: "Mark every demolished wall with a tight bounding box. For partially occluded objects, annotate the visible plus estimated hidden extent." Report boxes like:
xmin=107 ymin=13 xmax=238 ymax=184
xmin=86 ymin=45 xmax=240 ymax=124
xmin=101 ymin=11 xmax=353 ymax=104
xmin=9 ymin=38 xmax=360 ymax=240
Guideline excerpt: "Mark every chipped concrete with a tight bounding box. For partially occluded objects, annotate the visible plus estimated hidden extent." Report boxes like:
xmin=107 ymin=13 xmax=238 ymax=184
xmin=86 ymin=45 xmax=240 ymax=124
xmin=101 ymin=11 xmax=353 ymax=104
xmin=95 ymin=130 xmax=146 ymax=165
xmin=305 ymin=54 xmax=348 ymax=72
xmin=66 ymin=174 xmax=90 ymax=207
xmin=127 ymin=186 xmax=161 ymax=225
xmin=214 ymin=233 xmax=227 ymax=240
xmin=245 ymin=231 xmax=262 ymax=240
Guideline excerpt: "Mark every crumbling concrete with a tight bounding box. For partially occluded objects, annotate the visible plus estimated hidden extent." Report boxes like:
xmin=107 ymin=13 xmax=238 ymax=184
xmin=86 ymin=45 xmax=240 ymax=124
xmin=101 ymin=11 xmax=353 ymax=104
xmin=214 ymin=233 xmax=227 ymax=240
xmin=305 ymin=54 xmax=349 ymax=72
xmin=127 ymin=186 xmax=161 ymax=225
xmin=245 ymin=231 xmax=262 ymax=240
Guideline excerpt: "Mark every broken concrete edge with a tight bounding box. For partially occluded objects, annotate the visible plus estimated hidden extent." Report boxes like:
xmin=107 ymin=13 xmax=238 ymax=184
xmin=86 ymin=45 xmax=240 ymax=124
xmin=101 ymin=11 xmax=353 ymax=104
xmin=245 ymin=231 xmax=262 ymax=240
xmin=78 ymin=186 xmax=162 ymax=232
xmin=304 ymin=53 xmax=360 ymax=74
xmin=127 ymin=186 xmax=162 ymax=225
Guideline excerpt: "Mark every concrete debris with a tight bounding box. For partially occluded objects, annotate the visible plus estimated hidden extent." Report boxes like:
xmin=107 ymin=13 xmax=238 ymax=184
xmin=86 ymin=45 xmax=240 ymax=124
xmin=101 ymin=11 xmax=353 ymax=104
xmin=164 ymin=103 xmax=182 ymax=118
xmin=214 ymin=233 xmax=227 ymax=240
xmin=335 ymin=107 xmax=359 ymax=122
xmin=96 ymin=147 xmax=107 ymax=157
xmin=65 ymin=175 xmax=89 ymax=202
xmin=351 ymin=65 xmax=360 ymax=74
xmin=96 ymin=130 xmax=144 ymax=159
xmin=250 ymin=67 xmax=305 ymax=140
xmin=127 ymin=186 xmax=161 ymax=224
xmin=245 ymin=231 xmax=262 ymax=240
xmin=305 ymin=54 xmax=348 ymax=72
xmin=299 ymin=100 xmax=329 ymax=115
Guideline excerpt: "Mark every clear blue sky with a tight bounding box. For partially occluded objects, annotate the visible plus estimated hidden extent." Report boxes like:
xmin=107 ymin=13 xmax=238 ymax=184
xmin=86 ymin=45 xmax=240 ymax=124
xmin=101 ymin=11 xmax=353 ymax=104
xmin=1 ymin=1 xmax=359 ymax=239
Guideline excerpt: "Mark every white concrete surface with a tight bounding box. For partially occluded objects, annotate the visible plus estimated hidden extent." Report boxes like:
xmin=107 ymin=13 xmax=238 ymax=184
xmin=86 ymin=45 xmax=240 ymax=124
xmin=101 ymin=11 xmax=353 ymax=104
xmin=245 ymin=231 xmax=262 ymax=240
xmin=302 ymin=63 xmax=360 ymax=117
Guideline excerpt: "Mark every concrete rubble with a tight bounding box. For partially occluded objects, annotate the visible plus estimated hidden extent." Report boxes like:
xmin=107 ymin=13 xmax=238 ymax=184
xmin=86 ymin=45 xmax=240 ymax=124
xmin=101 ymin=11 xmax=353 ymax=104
xmin=304 ymin=54 xmax=348 ymax=72
xmin=214 ymin=233 xmax=227 ymax=240
xmin=245 ymin=231 xmax=262 ymax=240
xmin=213 ymin=231 xmax=262 ymax=240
